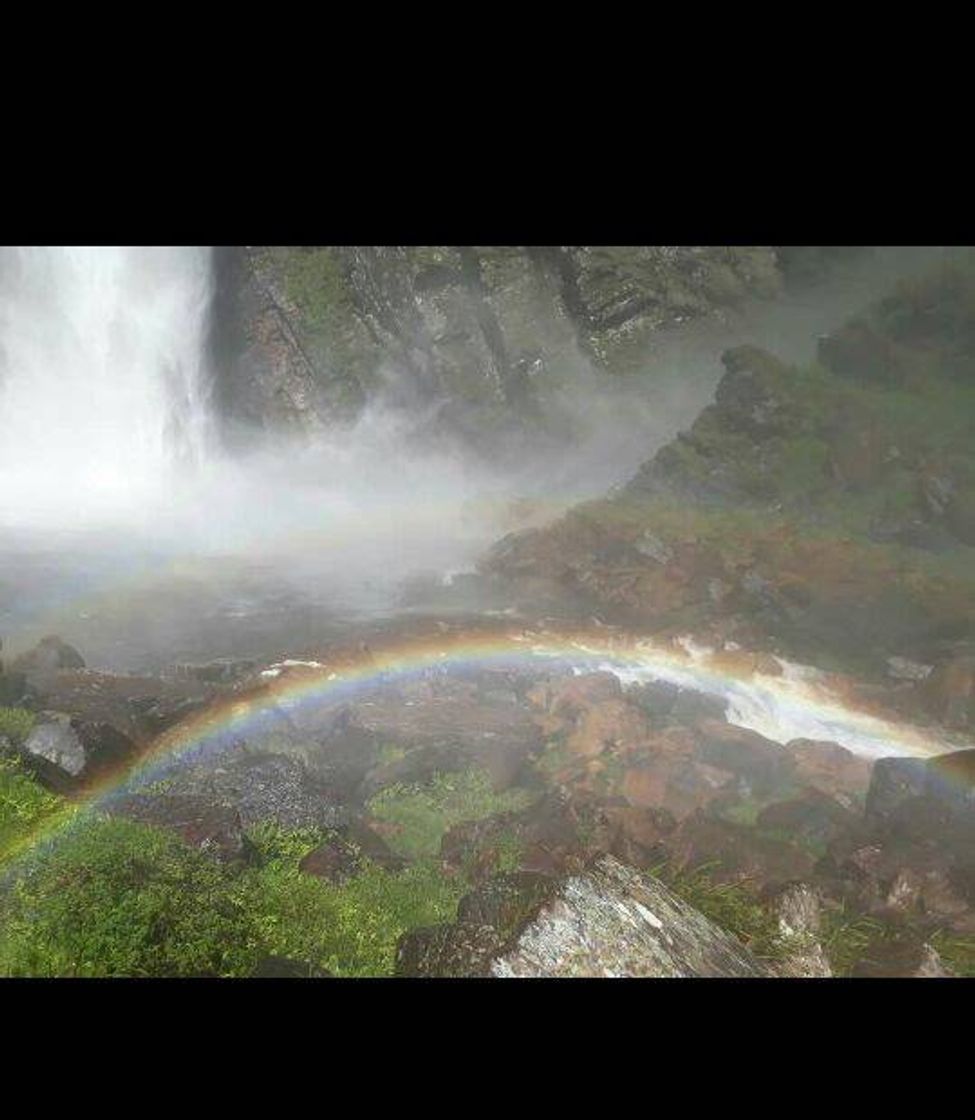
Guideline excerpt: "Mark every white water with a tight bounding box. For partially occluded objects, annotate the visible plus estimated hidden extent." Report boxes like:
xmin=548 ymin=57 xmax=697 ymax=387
xmin=0 ymin=246 xmax=214 ymax=529
xmin=548 ymin=636 xmax=956 ymax=760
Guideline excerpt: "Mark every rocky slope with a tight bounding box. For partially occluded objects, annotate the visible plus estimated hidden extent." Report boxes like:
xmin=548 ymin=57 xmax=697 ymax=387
xmin=3 ymin=623 xmax=973 ymax=977
xmin=481 ymin=260 xmax=975 ymax=724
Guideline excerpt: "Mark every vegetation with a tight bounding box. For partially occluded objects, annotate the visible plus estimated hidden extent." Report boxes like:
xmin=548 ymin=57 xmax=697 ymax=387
xmin=0 ymin=768 xmax=534 ymax=977
xmin=930 ymin=930 xmax=975 ymax=977
xmin=0 ymin=811 xmax=469 ymax=978
xmin=0 ymin=817 xmax=255 ymax=977
xmin=818 ymin=906 xmax=885 ymax=976
xmin=651 ymin=860 xmax=786 ymax=963
xmin=366 ymin=768 xmax=535 ymax=860
xmin=0 ymin=756 xmax=63 ymax=863
xmin=0 ymin=706 xmax=35 ymax=746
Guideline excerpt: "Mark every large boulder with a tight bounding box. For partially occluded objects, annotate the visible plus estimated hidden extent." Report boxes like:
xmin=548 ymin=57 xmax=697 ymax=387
xmin=785 ymin=739 xmax=873 ymax=804
xmin=19 ymin=711 xmax=138 ymax=791
xmin=693 ymin=719 xmax=796 ymax=795
xmin=153 ymin=750 xmax=343 ymax=832
xmin=397 ymin=856 xmax=770 ymax=978
xmin=10 ymin=636 xmax=85 ymax=683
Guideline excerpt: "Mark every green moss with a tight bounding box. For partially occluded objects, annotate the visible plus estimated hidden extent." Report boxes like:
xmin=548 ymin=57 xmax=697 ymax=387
xmin=0 ymin=707 xmax=35 ymax=746
xmin=0 ymin=813 xmax=468 ymax=978
xmin=271 ymin=247 xmax=377 ymax=394
xmin=0 ymin=756 xmax=64 ymax=863
xmin=367 ymin=768 xmax=535 ymax=861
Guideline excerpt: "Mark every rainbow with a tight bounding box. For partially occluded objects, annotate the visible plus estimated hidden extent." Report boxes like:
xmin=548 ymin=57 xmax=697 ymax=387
xmin=3 ymin=624 xmax=969 ymax=867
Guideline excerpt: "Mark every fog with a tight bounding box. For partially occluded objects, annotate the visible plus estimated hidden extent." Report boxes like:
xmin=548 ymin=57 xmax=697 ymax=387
xmin=0 ymin=245 xmax=956 ymax=668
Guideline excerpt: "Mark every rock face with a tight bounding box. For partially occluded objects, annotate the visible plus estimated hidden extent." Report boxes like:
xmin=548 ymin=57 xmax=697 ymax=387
xmin=210 ymin=246 xmax=807 ymax=444
xmin=397 ymin=856 xmax=770 ymax=978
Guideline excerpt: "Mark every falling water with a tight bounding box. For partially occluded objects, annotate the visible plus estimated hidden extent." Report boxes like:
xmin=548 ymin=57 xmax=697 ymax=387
xmin=0 ymin=246 xmax=214 ymax=530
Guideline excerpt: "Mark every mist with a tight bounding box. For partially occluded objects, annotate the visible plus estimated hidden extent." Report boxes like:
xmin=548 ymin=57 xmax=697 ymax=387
xmin=0 ymin=245 xmax=956 ymax=669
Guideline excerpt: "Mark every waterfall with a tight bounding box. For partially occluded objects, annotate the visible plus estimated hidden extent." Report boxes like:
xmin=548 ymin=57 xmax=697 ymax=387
xmin=0 ymin=246 xmax=214 ymax=530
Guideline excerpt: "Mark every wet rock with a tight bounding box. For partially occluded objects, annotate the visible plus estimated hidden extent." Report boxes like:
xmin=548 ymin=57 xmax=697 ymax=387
xmin=785 ymin=739 xmax=873 ymax=803
xmin=397 ymin=855 xmax=771 ymax=978
xmin=439 ymin=793 xmax=593 ymax=881
xmin=669 ymin=810 xmax=817 ymax=890
xmin=564 ymin=698 xmax=650 ymax=759
xmin=886 ymin=657 xmax=933 ymax=682
xmin=395 ymin=921 xmax=506 ymax=978
xmin=866 ymin=752 xmax=975 ymax=839
xmin=714 ymin=346 xmax=795 ymax=437
xmin=865 ymin=756 xmax=929 ymax=824
xmin=693 ymin=719 xmax=796 ymax=795
xmin=817 ymin=318 xmax=911 ymax=386
xmin=298 ymin=834 xmax=362 ymax=883
xmin=344 ymin=818 xmax=407 ymax=871
xmin=0 ymin=670 xmax=28 ymax=706
xmin=850 ymin=932 xmax=953 ymax=977
xmin=757 ymin=789 xmax=859 ymax=852
xmin=620 ymin=756 xmax=736 ymax=820
xmin=159 ymin=750 xmax=343 ymax=831
xmin=770 ymin=883 xmax=832 ymax=978
xmin=19 ymin=711 xmax=138 ymax=791
xmin=633 ymin=531 xmax=674 ymax=565
xmin=669 ymin=688 xmax=728 ymax=725
xmin=108 ymin=793 xmax=251 ymax=864
xmin=604 ymin=805 xmax=677 ymax=853
xmin=626 ymin=679 xmax=682 ymax=723
xmin=455 ymin=871 xmax=557 ymax=938
xmin=492 ymin=855 xmax=771 ymax=977
xmin=542 ymin=672 xmax=623 ymax=716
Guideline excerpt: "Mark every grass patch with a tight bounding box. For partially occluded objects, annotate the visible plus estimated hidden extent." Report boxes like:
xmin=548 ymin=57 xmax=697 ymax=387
xmin=930 ymin=931 xmax=975 ymax=977
xmin=0 ymin=756 xmax=64 ymax=863
xmin=0 ymin=707 xmax=35 ymax=747
xmin=0 ymin=817 xmax=256 ymax=977
xmin=0 ymin=812 xmax=470 ymax=978
xmin=367 ymin=768 xmax=535 ymax=860
xmin=651 ymin=860 xmax=786 ymax=963
xmin=818 ymin=906 xmax=885 ymax=976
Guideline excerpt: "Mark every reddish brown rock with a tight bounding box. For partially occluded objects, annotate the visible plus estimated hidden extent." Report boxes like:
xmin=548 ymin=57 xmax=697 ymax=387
xmin=621 ymin=757 xmax=735 ymax=820
xmin=298 ymin=836 xmax=361 ymax=883
xmin=668 ymin=810 xmax=817 ymax=889
xmin=565 ymin=698 xmax=650 ymax=758
xmin=693 ymin=719 xmax=796 ymax=793
xmin=785 ymin=738 xmax=873 ymax=802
